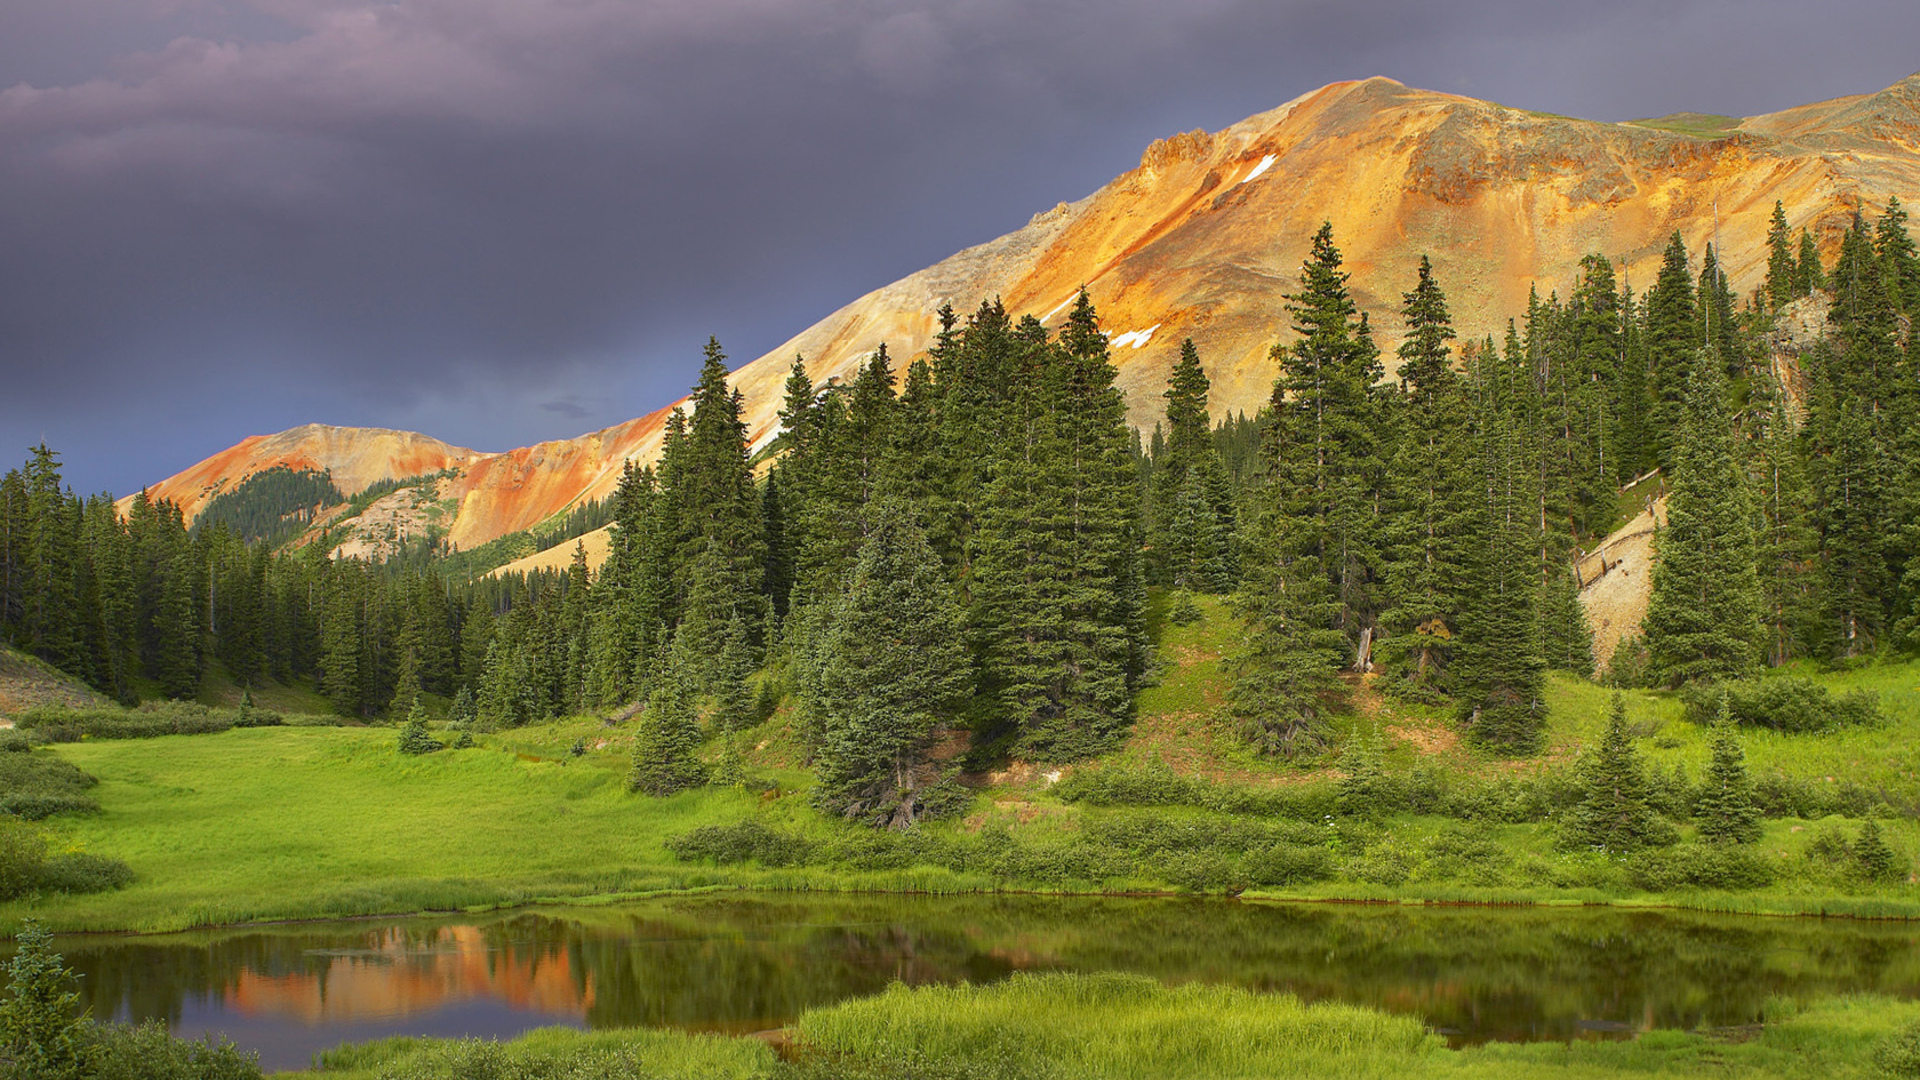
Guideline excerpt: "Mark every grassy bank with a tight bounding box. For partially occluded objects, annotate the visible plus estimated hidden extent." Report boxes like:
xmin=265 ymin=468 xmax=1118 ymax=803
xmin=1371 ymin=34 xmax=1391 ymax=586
xmin=6 ymin=595 xmax=1919 ymax=933
xmin=4 ymin=714 xmax=1916 ymax=933
xmin=299 ymin=973 xmax=1920 ymax=1079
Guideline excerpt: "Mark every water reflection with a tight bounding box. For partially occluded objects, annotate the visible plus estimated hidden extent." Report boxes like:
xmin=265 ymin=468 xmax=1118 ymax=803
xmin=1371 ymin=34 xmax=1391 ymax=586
xmin=23 ymin=896 xmax=1920 ymax=1071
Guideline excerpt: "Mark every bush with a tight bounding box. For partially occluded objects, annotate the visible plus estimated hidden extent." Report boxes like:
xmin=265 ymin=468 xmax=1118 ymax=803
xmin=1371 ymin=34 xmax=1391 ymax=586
xmin=1626 ymin=844 xmax=1775 ymax=892
xmin=85 ymin=1019 xmax=263 ymax=1080
xmin=0 ymin=748 xmax=99 ymax=819
xmin=1055 ymin=759 xmax=1205 ymax=808
xmin=1163 ymin=850 xmax=1250 ymax=894
xmin=667 ymin=821 xmax=813 ymax=868
xmin=1342 ymin=835 xmax=1417 ymax=886
xmin=0 ymin=792 xmax=100 ymax=820
xmin=1681 ymin=677 xmax=1882 ymax=733
xmin=1875 ymin=1018 xmax=1920 ymax=1078
xmin=1244 ymin=842 xmax=1332 ymax=887
xmin=13 ymin=700 xmax=284 ymax=742
xmin=35 ymin=852 xmax=136 ymax=895
xmin=0 ymin=817 xmax=48 ymax=901
xmin=0 ymin=731 xmax=30 ymax=753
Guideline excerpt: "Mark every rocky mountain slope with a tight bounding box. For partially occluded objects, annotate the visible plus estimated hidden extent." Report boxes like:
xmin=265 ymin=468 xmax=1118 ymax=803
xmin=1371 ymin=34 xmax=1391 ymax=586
xmin=132 ymin=74 xmax=1920 ymax=577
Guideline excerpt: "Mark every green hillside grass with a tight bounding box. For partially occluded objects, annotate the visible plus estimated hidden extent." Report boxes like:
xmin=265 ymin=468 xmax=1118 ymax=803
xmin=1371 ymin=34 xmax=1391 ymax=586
xmin=7 ymin=591 xmax=1919 ymax=933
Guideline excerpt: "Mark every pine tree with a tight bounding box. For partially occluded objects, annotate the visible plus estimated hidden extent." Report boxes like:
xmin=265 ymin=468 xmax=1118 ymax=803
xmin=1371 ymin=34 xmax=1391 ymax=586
xmin=1754 ymin=391 xmax=1820 ymax=664
xmin=1643 ymin=354 xmax=1763 ymax=685
xmin=1853 ymin=818 xmax=1902 ymax=882
xmin=1377 ymin=255 xmax=1471 ymax=700
xmin=1695 ymin=693 xmax=1761 ymax=845
xmin=1697 ymin=243 xmax=1740 ymax=377
xmin=20 ymin=444 xmax=78 ymax=672
xmin=1765 ymin=201 xmax=1797 ymax=311
xmin=971 ymin=294 xmax=1144 ymax=760
xmin=1336 ymin=724 xmax=1387 ymax=821
xmin=1566 ymin=694 xmax=1675 ymax=852
xmin=1794 ymin=228 xmax=1826 ymax=297
xmin=396 ymin=698 xmax=443 ymax=755
xmin=627 ymin=671 xmax=707 ymax=796
xmin=1877 ymin=195 xmax=1920 ymax=313
xmin=1644 ymin=232 xmax=1699 ymax=469
xmin=319 ymin=567 xmax=363 ymax=716
xmin=1453 ymin=336 xmax=1548 ymax=753
xmin=810 ymin=499 xmax=971 ymax=827
xmin=0 ymin=920 xmax=88 ymax=1080
xmin=1146 ymin=339 xmax=1236 ymax=593
xmin=1254 ymin=222 xmax=1389 ymax=677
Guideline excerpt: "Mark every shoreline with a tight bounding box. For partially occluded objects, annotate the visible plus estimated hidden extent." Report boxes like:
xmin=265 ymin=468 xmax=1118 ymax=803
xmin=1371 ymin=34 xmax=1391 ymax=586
xmin=24 ymin=876 xmax=1920 ymax=940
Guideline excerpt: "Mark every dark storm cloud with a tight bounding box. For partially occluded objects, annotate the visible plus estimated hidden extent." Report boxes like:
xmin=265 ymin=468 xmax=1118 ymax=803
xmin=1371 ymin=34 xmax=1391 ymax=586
xmin=2 ymin=0 xmax=1917 ymax=494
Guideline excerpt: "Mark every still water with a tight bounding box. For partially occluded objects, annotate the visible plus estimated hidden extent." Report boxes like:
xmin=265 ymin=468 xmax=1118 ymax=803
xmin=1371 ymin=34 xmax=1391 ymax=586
xmin=31 ymin=894 xmax=1920 ymax=1071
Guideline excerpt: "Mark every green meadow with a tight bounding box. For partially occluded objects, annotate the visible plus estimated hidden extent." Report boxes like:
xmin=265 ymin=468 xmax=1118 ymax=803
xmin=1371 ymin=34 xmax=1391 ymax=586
xmin=6 ymin=595 xmax=1920 ymax=933
xmin=300 ymin=974 xmax=1920 ymax=1080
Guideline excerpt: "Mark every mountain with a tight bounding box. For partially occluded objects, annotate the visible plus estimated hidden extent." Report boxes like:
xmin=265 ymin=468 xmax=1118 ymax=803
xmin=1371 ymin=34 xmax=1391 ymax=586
xmin=131 ymin=73 xmax=1920 ymax=567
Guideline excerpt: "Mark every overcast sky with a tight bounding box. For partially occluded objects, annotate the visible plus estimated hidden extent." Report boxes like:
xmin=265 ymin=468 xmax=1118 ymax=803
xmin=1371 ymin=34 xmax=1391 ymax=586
xmin=3 ymin=0 xmax=1918 ymax=495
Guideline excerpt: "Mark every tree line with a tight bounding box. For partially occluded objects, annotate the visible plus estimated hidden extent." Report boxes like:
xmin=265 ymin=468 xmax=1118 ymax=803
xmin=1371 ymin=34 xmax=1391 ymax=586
xmin=2 ymin=198 xmax=1916 ymax=804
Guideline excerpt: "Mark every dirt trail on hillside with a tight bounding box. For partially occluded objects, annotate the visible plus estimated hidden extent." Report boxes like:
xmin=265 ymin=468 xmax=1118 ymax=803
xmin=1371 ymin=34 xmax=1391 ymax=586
xmin=1578 ymin=493 xmax=1668 ymax=671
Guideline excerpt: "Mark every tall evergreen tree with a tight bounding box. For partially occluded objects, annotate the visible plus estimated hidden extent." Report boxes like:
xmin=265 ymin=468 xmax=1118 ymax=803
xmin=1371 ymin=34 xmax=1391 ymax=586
xmin=1377 ymin=255 xmax=1470 ymax=700
xmin=1146 ymin=338 xmax=1236 ymax=593
xmin=1753 ymin=390 xmax=1819 ymax=665
xmin=810 ymin=499 xmax=971 ymax=828
xmin=1794 ymin=228 xmax=1826 ymax=297
xmin=971 ymin=294 xmax=1145 ymax=760
xmin=1765 ymin=201 xmax=1797 ymax=311
xmin=1877 ymin=195 xmax=1920 ymax=313
xmin=1644 ymin=232 xmax=1699 ymax=469
xmin=1453 ymin=336 xmax=1548 ymax=752
xmin=1643 ymin=354 xmax=1763 ymax=684
xmin=1258 ymin=222 xmax=1389 ymax=673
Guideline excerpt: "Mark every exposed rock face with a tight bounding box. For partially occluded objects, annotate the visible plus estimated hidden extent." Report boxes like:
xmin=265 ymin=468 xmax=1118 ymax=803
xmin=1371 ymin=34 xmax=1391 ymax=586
xmin=116 ymin=424 xmax=486 ymax=524
xmin=133 ymin=74 xmax=1920 ymax=562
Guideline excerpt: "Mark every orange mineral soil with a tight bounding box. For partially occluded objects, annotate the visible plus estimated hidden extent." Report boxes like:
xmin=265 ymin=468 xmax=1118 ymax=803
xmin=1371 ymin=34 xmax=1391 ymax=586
xmin=131 ymin=73 xmax=1920 ymax=631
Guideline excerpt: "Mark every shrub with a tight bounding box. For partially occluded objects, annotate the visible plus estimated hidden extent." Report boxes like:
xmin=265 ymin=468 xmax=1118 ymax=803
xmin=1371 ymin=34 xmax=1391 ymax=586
xmin=1875 ymin=1018 xmax=1920 ymax=1078
xmin=12 ymin=701 xmax=284 ymax=741
xmin=1055 ymin=759 xmax=1204 ymax=808
xmin=0 ymin=731 xmax=30 ymax=753
xmin=36 ymin=852 xmax=136 ymax=895
xmin=1163 ymin=851 xmax=1250 ymax=894
xmin=0 ymin=745 xmax=102 ymax=820
xmin=0 ymin=818 xmax=48 ymax=901
xmin=1680 ymin=677 xmax=1883 ymax=733
xmin=667 ymin=821 xmax=813 ymax=868
xmin=1626 ymin=844 xmax=1775 ymax=892
xmin=397 ymin=718 xmax=444 ymax=756
xmin=85 ymin=1019 xmax=263 ymax=1080
xmin=1342 ymin=835 xmax=1416 ymax=886
xmin=1244 ymin=843 xmax=1332 ymax=887
xmin=1422 ymin=825 xmax=1513 ymax=884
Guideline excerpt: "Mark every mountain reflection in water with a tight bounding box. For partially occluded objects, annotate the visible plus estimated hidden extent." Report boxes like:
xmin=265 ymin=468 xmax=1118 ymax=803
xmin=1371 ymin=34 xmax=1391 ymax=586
xmin=21 ymin=895 xmax=1920 ymax=1071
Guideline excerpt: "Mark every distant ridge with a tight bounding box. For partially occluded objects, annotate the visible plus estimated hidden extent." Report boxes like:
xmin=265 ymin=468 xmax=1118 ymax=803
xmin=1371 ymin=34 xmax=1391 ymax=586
xmin=131 ymin=73 xmax=1920 ymax=567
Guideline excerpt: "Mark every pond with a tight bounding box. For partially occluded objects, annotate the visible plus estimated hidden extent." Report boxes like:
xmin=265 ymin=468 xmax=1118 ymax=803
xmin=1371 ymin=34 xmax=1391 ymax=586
xmin=26 ymin=894 xmax=1920 ymax=1071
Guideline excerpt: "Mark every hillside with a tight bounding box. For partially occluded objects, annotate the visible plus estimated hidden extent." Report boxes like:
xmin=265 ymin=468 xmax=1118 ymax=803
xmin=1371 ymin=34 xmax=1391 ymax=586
xmin=0 ymin=645 xmax=112 ymax=721
xmin=129 ymin=73 xmax=1920 ymax=572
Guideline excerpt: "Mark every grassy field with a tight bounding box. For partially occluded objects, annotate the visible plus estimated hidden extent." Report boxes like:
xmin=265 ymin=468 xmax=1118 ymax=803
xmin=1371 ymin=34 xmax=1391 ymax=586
xmin=296 ymin=973 xmax=1919 ymax=1080
xmin=5 ymin=596 xmax=1920 ymax=933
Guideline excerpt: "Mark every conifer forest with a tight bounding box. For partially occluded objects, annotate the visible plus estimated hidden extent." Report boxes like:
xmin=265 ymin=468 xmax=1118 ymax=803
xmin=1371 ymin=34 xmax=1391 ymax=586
xmin=3 ymin=201 xmax=1919 ymax=829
